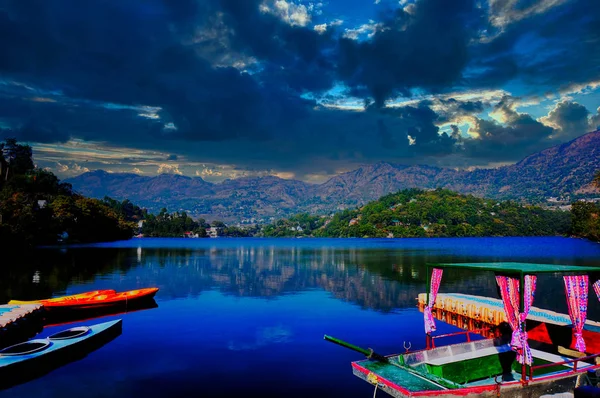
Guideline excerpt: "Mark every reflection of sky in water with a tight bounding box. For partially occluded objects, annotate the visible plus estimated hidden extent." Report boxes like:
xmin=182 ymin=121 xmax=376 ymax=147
xmin=228 ymin=325 xmax=293 ymax=351
xmin=3 ymin=237 xmax=600 ymax=398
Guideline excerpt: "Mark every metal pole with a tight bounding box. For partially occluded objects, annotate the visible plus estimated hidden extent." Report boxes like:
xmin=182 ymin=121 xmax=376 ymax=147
xmin=520 ymin=272 xmax=527 ymax=384
xmin=426 ymin=264 xmax=431 ymax=349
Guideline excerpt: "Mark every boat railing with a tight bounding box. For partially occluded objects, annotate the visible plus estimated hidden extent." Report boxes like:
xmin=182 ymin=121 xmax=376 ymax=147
xmin=528 ymin=352 xmax=600 ymax=381
xmin=428 ymin=328 xmax=494 ymax=349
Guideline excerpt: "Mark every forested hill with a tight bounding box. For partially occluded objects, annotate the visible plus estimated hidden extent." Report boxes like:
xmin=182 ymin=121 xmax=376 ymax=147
xmin=0 ymin=139 xmax=140 ymax=248
xmin=262 ymin=189 xmax=572 ymax=238
xmin=67 ymin=130 xmax=600 ymax=222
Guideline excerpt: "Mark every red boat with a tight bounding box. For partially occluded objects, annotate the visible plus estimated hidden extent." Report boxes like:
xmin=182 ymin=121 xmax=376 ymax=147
xmin=42 ymin=288 xmax=159 ymax=311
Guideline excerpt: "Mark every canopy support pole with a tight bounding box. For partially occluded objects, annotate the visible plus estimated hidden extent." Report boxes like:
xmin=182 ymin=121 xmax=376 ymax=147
xmin=426 ymin=264 xmax=431 ymax=349
xmin=520 ymin=271 xmax=527 ymax=385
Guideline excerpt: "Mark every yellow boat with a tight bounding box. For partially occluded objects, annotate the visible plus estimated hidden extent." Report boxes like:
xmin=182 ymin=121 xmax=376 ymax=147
xmin=8 ymin=290 xmax=116 ymax=305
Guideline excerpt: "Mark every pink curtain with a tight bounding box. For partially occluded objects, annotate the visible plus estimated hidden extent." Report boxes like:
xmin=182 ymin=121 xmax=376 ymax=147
xmin=496 ymin=275 xmax=537 ymax=365
xmin=594 ymin=280 xmax=600 ymax=302
xmin=424 ymin=268 xmax=443 ymax=334
xmin=563 ymin=275 xmax=589 ymax=352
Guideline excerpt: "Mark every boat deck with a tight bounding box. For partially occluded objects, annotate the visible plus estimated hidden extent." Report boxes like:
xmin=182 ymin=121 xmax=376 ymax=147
xmin=353 ymin=358 xmax=446 ymax=392
xmin=0 ymin=304 xmax=44 ymax=349
xmin=353 ymin=337 xmax=598 ymax=398
xmin=0 ymin=304 xmax=43 ymax=328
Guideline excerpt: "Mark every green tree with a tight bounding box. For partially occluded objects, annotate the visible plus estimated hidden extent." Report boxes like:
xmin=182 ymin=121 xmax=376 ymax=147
xmin=0 ymin=138 xmax=34 ymax=182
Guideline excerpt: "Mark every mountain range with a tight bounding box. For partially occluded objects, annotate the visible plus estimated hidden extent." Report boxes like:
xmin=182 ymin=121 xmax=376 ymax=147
xmin=66 ymin=130 xmax=600 ymax=222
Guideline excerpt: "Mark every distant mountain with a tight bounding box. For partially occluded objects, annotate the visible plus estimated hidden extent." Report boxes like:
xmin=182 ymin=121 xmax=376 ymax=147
xmin=66 ymin=131 xmax=600 ymax=222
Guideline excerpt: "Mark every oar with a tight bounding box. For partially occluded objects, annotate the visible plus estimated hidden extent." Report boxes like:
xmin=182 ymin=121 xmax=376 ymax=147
xmin=323 ymin=334 xmax=452 ymax=390
xmin=323 ymin=335 xmax=389 ymax=362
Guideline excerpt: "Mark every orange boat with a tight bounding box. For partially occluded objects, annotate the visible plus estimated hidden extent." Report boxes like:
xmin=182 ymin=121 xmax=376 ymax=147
xmin=8 ymin=290 xmax=116 ymax=305
xmin=41 ymin=288 xmax=159 ymax=311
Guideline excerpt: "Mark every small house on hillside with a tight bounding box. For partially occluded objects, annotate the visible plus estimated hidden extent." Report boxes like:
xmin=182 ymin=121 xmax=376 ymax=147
xmin=207 ymin=227 xmax=221 ymax=238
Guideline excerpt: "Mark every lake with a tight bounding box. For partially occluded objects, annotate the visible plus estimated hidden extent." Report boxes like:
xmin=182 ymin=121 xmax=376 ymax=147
xmin=2 ymin=237 xmax=600 ymax=398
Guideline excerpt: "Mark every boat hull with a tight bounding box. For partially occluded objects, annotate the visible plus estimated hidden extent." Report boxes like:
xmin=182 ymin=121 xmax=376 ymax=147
xmin=352 ymin=360 xmax=589 ymax=398
xmin=42 ymin=288 xmax=159 ymax=311
xmin=8 ymin=290 xmax=116 ymax=305
xmin=0 ymin=319 xmax=122 ymax=389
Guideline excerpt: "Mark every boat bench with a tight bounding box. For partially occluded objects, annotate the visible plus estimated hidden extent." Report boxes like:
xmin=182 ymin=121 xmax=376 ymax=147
xmin=424 ymin=344 xmax=512 ymax=366
xmin=529 ymin=349 xmax=594 ymax=370
xmin=419 ymin=344 xmax=515 ymax=384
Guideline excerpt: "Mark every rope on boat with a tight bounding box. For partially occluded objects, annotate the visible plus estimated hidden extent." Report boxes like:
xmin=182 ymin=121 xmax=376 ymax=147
xmin=494 ymin=375 xmax=502 ymax=397
xmin=372 ymin=383 xmax=378 ymax=398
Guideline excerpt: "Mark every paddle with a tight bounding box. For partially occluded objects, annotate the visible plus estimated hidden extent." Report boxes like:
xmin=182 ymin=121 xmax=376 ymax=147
xmin=323 ymin=334 xmax=456 ymax=390
xmin=323 ymin=335 xmax=389 ymax=362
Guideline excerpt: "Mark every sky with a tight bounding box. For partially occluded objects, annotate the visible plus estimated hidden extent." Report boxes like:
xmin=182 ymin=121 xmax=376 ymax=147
xmin=1 ymin=0 xmax=600 ymax=183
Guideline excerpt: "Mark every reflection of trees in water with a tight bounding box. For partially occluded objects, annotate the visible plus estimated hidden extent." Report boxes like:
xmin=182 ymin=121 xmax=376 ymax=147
xmin=0 ymin=249 xmax=135 ymax=303
xmin=3 ymin=246 xmax=599 ymax=319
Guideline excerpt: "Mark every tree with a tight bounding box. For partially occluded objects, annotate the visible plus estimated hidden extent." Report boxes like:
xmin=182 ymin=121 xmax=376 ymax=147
xmin=0 ymin=138 xmax=138 ymax=248
xmin=211 ymin=220 xmax=227 ymax=228
xmin=1 ymin=138 xmax=34 ymax=182
xmin=593 ymin=170 xmax=600 ymax=189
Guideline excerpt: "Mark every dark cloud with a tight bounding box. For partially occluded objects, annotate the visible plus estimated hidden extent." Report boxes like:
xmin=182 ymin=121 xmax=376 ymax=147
xmin=338 ymin=0 xmax=483 ymax=106
xmin=541 ymin=100 xmax=591 ymax=140
xmin=431 ymin=98 xmax=487 ymax=124
xmin=590 ymin=108 xmax=600 ymax=131
xmin=470 ymin=0 xmax=600 ymax=91
xmin=0 ymin=0 xmax=330 ymax=144
xmin=166 ymin=154 xmax=178 ymax=161
xmin=464 ymin=98 xmax=554 ymax=160
xmin=0 ymin=0 xmax=599 ymax=177
xmin=0 ymin=123 xmax=69 ymax=144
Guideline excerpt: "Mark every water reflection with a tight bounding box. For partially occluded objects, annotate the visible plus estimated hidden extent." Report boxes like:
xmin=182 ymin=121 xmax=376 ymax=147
xmin=2 ymin=237 xmax=600 ymax=398
xmin=4 ymin=237 xmax=600 ymax=319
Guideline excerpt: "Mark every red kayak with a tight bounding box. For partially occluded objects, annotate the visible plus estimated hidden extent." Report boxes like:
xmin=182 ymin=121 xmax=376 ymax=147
xmin=42 ymin=288 xmax=159 ymax=311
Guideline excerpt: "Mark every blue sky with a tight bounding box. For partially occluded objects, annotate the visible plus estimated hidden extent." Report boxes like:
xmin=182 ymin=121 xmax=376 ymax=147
xmin=0 ymin=0 xmax=599 ymax=183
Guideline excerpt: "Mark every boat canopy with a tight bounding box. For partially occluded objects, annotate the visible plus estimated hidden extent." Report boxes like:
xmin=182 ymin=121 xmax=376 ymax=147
xmin=422 ymin=262 xmax=600 ymax=377
xmin=426 ymin=262 xmax=600 ymax=275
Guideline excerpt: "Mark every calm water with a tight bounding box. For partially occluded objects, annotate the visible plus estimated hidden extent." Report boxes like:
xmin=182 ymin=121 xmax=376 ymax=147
xmin=2 ymin=237 xmax=600 ymax=398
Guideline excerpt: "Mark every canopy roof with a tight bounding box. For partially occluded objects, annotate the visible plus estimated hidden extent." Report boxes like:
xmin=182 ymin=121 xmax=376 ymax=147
xmin=427 ymin=262 xmax=600 ymax=275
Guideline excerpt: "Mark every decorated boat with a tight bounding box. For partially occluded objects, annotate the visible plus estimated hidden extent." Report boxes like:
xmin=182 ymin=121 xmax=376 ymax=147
xmin=0 ymin=319 xmax=122 ymax=389
xmin=8 ymin=290 xmax=116 ymax=305
xmin=326 ymin=262 xmax=600 ymax=397
xmin=42 ymin=288 xmax=159 ymax=311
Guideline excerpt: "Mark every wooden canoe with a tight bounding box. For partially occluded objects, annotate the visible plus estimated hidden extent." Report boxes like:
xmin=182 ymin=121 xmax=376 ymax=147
xmin=0 ymin=319 xmax=122 ymax=389
xmin=8 ymin=290 xmax=116 ymax=305
xmin=42 ymin=288 xmax=159 ymax=311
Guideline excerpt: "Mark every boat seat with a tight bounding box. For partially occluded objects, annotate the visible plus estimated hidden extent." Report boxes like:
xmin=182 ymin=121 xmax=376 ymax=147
xmin=424 ymin=344 xmax=512 ymax=366
xmin=529 ymin=349 xmax=594 ymax=369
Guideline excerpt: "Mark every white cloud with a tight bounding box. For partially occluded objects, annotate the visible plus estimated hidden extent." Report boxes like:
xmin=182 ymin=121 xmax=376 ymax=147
xmin=313 ymin=24 xmax=327 ymax=34
xmin=261 ymin=0 xmax=311 ymax=27
xmin=273 ymin=171 xmax=295 ymax=179
xmin=196 ymin=168 xmax=223 ymax=177
xmin=313 ymin=19 xmax=343 ymax=34
xmin=343 ymin=21 xmax=382 ymax=40
xmin=558 ymin=80 xmax=600 ymax=97
xmin=54 ymin=161 xmax=90 ymax=176
xmin=132 ymin=167 xmax=144 ymax=174
xmin=487 ymin=0 xmax=567 ymax=29
xmin=157 ymin=163 xmax=182 ymax=175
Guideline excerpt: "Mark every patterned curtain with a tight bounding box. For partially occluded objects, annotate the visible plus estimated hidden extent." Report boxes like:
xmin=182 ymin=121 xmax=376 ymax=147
xmin=594 ymin=280 xmax=600 ymax=302
xmin=424 ymin=268 xmax=443 ymax=334
xmin=496 ymin=275 xmax=537 ymax=365
xmin=563 ymin=275 xmax=589 ymax=352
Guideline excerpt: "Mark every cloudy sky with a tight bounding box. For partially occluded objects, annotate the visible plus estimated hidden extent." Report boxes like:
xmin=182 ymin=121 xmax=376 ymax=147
xmin=1 ymin=0 xmax=600 ymax=183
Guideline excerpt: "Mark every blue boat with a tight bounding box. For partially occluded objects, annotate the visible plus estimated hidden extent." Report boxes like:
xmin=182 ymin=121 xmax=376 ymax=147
xmin=0 ymin=319 xmax=122 ymax=389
